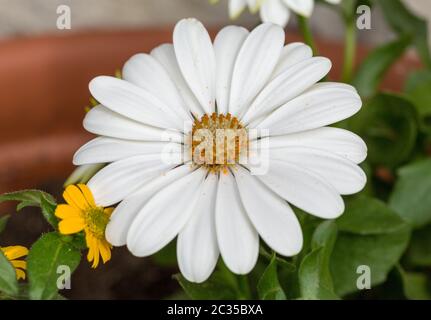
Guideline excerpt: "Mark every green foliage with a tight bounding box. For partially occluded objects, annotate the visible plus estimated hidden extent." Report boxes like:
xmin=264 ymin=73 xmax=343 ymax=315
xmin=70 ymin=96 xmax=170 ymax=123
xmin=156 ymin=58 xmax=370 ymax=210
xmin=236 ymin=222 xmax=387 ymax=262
xmin=27 ymin=233 xmax=81 ymax=300
xmin=337 ymin=196 xmax=406 ymax=235
xmin=349 ymin=93 xmax=418 ymax=167
xmin=2 ymin=0 xmax=431 ymax=302
xmin=299 ymin=221 xmax=339 ymax=300
xmin=0 ymin=250 xmax=19 ymax=297
xmin=352 ymin=36 xmax=411 ymax=98
xmin=257 ymin=253 xmax=286 ymax=300
xmin=396 ymin=266 xmax=431 ymax=300
xmin=405 ymin=224 xmax=431 ymax=267
xmin=379 ymin=0 xmax=431 ymax=68
xmin=174 ymin=264 xmax=239 ymax=300
xmin=0 ymin=190 xmax=58 ymax=228
xmin=331 ymin=227 xmax=410 ymax=296
xmin=389 ymin=160 xmax=431 ymax=228
xmin=330 ymin=197 xmax=411 ymax=296
xmin=151 ymin=239 xmax=177 ymax=267
xmin=405 ymin=70 xmax=431 ymax=134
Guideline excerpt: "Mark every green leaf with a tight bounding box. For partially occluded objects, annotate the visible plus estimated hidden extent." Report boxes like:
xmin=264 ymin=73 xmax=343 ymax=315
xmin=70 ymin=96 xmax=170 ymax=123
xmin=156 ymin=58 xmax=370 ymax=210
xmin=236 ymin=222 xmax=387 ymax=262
xmin=27 ymin=232 xmax=81 ymax=300
xmin=0 ymin=215 xmax=10 ymax=234
xmin=336 ymin=195 xmax=407 ymax=235
xmin=389 ymin=159 xmax=431 ymax=228
xmin=330 ymin=226 xmax=410 ymax=296
xmin=311 ymin=221 xmax=338 ymax=290
xmin=0 ymin=249 xmax=19 ymax=297
xmin=40 ymin=196 xmax=58 ymax=229
xmin=405 ymin=70 xmax=431 ymax=134
xmin=259 ymin=246 xmax=296 ymax=273
xmin=0 ymin=190 xmax=58 ymax=228
xmin=151 ymin=239 xmax=177 ymax=267
xmin=352 ymin=35 xmax=411 ymax=98
xmin=174 ymin=271 xmax=238 ymax=300
xmin=379 ymin=0 xmax=431 ymax=68
xmin=299 ymin=249 xmax=339 ymax=300
xmin=396 ymin=265 xmax=431 ymax=300
xmin=299 ymin=221 xmax=339 ymax=300
xmin=257 ymin=253 xmax=286 ymax=300
xmin=406 ymin=224 xmax=431 ymax=267
xmin=349 ymin=93 xmax=418 ymax=167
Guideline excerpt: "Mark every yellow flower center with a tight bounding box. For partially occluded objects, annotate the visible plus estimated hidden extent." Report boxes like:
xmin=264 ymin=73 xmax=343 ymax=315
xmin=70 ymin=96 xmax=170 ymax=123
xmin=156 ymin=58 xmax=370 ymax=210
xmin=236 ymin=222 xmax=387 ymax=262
xmin=83 ymin=207 xmax=110 ymax=240
xmin=191 ymin=113 xmax=249 ymax=173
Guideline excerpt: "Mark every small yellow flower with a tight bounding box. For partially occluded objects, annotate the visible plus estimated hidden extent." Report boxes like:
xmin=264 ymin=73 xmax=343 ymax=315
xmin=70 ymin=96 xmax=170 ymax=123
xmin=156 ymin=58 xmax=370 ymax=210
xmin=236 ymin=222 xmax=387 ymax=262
xmin=55 ymin=184 xmax=113 ymax=268
xmin=1 ymin=245 xmax=28 ymax=280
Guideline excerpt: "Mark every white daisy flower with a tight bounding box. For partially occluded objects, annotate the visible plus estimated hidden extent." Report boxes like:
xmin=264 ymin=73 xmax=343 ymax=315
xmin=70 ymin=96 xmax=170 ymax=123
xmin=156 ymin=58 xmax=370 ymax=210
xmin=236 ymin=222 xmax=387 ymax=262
xmin=228 ymin=0 xmax=342 ymax=27
xmin=73 ymin=18 xmax=366 ymax=283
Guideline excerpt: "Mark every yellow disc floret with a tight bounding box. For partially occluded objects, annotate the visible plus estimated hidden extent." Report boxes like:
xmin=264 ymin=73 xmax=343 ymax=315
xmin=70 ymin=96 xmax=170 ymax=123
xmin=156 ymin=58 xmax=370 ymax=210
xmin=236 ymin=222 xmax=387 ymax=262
xmin=191 ymin=113 xmax=248 ymax=173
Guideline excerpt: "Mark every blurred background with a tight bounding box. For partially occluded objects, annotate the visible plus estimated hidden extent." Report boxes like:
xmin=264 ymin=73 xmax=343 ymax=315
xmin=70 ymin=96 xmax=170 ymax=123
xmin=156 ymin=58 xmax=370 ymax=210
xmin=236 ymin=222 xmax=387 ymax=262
xmin=0 ymin=0 xmax=430 ymax=43
xmin=0 ymin=0 xmax=429 ymax=299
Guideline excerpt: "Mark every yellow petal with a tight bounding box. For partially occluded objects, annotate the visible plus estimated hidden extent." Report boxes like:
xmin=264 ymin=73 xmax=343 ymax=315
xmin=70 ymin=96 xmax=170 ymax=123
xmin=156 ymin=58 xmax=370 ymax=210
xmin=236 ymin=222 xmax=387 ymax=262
xmin=77 ymin=184 xmax=96 ymax=207
xmin=15 ymin=268 xmax=26 ymax=280
xmin=11 ymin=260 xmax=26 ymax=270
xmin=2 ymin=246 xmax=28 ymax=260
xmin=58 ymin=218 xmax=85 ymax=235
xmin=85 ymin=233 xmax=99 ymax=268
xmin=99 ymin=241 xmax=111 ymax=264
xmin=63 ymin=185 xmax=90 ymax=211
xmin=55 ymin=204 xmax=82 ymax=219
xmin=87 ymin=246 xmax=94 ymax=263
xmin=91 ymin=244 xmax=100 ymax=269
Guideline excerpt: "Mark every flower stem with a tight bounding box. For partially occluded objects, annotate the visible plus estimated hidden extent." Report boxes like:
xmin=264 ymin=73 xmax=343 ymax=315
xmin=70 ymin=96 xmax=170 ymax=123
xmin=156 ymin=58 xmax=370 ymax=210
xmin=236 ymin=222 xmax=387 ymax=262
xmin=341 ymin=18 xmax=357 ymax=83
xmin=297 ymin=15 xmax=318 ymax=55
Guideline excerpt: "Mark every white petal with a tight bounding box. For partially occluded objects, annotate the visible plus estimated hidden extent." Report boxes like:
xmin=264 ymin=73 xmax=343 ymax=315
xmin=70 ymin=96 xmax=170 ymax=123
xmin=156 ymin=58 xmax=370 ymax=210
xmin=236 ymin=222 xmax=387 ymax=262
xmin=173 ymin=18 xmax=216 ymax=114
xmin=177 ymin=174 xmax=219 ymax=283
xmin=242 ymin=57 xmax=332 ymax=124
xmin=89 ymin=76 xmax=182 ymax=130
xmin=271 ymin=43 xmax=313 ymax=79
xmin=73 ymin=137 xmax=182 ymax=165
xmin=283 ymin=0 xmax=314 ymax=17
xmin=253 ymin=160 xmax=345 ymax=219
xmin=229 ymin=23 xmax=285 ymax=117
xmin=151 ymin=44 xmax=204 ymax=118
xmin=88 ymin=155 xmax=175 ymax=206
xmin=260 ymin=0 xmax=291 ymax=28
xmin=127 ymin=167 xmax=207 ymax=256
xmin=252 ymin=127 xmax=367 ymax=164
xmin=83 ymin=105 xmax=183 ymax=143
xmin=214 ymin=26 xmax=249 ymax=114
xmin=122 ymin=53 xmax=192 ymax=122
xmin=257 ymin=82 xmax=362 ymax=134
xmin=229 ymin=0 xmax=247 ymax=19
xmin=105 ymin=164 xmax=193 ymax=246
xmin=325 ymin=0 xmax=341 ymax=4
xmin=234 ymin=166 xmax=303 ymax=256
xmin=216 ymin=171 xmax=259 ymax=274
xmin=269 ymin=147 xmax=367 ymax=195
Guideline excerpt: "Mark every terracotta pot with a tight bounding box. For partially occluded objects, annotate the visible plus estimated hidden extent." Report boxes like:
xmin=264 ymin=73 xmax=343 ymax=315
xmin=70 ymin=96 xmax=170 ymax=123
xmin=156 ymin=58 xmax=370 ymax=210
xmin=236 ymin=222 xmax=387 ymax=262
xmin=0 ymin=29 xmax=423 ymax=195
